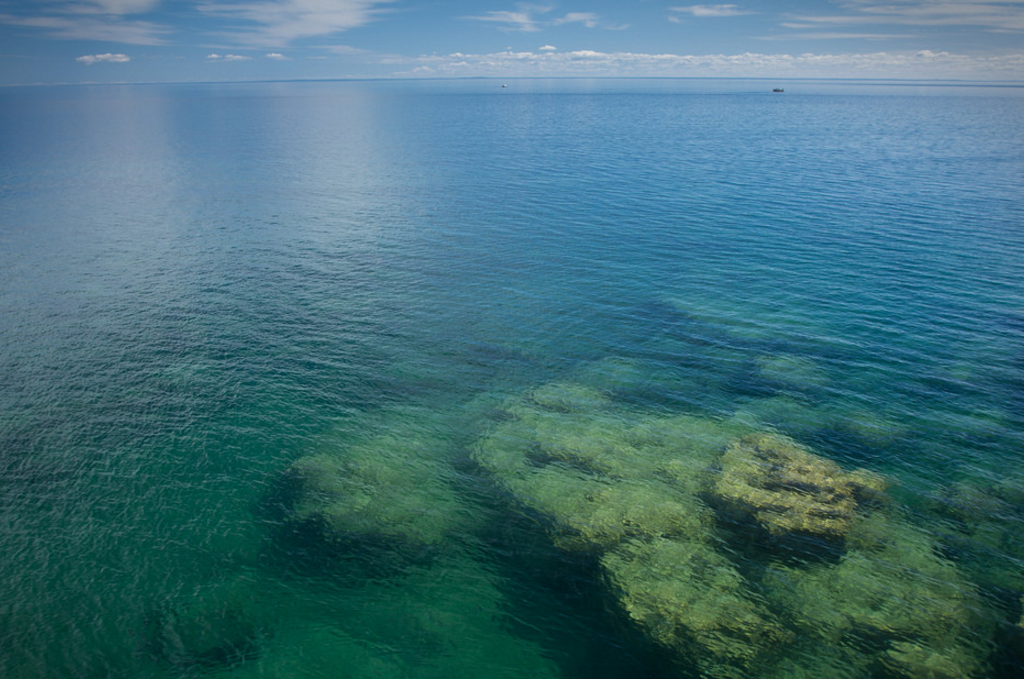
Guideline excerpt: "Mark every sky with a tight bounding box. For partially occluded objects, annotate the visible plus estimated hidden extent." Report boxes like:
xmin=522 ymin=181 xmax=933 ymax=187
xmin=1 ymin=1 xmax=1023 ymax=85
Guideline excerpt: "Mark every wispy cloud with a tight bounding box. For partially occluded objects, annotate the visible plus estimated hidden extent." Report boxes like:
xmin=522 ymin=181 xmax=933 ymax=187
xmin=76 ymin=52 xmax=131 ymax=64
xmin=467 ymin=9 xmax=544 ymax=32
xmin=206 ymin=53 xmax=251 ymax=61
xmin=554 ymin=12 xmax=599 ymax=28
xmin=764 ymin=30 xmax=916 ymax=40
xmin=64 ymin=0 xmax=162 ymax=14
xmin=791 ymin=0 xmax=1024 ymax=33
xmin=465 ymin=5 xmax=605 ymax=32
xmin=198 ymin=0 xmax=398 ymax=47
xmin=265 ymin=52 xmax=289 ymax=60
xmin=671 ymin=5 xmax=752 ymax=18
xmin=320 ymin=44 xmax=368 ymax=55
xmin=393 ymin=46 xmax=1024 ymax=80
xmin=0 ymin=6 xmax=170 ymax=45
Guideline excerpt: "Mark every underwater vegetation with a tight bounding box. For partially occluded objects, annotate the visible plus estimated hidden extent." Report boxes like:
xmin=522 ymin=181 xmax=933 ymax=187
xmin=707 ymin=432 xmax=888 ymax=541
xmin=281 ymin=419 xmax=476 ymax=557
xmin=242 ymin=343 xmax=1022 ymax=679
xmin=473 ymin=378 xmax=994 ymax=679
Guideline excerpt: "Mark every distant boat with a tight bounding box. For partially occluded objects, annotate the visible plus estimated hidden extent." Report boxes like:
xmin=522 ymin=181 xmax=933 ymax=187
xmin=501 ymin=83 xmax=508 ymax=88
xmin=773 ymin=88 xmax=785 ymax=93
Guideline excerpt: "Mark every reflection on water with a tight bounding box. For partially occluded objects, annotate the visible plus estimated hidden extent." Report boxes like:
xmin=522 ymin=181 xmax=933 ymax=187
xmin=1 ymin=80 xmax=1024 ymax=678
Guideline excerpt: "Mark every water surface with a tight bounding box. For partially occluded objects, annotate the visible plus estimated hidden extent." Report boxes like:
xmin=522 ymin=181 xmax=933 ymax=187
xmin=2 ymin=78 xmax=1024 ymax=678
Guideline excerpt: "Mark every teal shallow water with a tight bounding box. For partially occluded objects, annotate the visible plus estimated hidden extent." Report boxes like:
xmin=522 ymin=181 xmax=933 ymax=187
xmin=1 ymin=79 xmax=1024 ymax=678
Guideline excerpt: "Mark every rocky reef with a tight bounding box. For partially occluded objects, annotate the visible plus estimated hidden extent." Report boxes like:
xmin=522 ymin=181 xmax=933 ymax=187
xmin=280 ymin=417 xmax=474 ymax=559
xmin=602 ymin=536 xmax=792 ymax=679
xmin=473 ymin=378 xmax=992 ymax=679
xmin=706 ymin=432 xmax=887 ymax=541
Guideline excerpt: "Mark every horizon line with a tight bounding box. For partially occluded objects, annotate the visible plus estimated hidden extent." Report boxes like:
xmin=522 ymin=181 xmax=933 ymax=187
xmin=4 ymin=74 xmax=1024 ymax=89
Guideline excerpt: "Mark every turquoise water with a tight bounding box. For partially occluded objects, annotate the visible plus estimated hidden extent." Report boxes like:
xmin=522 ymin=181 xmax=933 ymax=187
xmin=1 ymin=78 xmax=1023 ymax=678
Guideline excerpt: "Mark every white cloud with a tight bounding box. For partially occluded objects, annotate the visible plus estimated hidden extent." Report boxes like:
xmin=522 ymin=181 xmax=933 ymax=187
xmin=206 ymin=53 xmax=251 ymax=61
xmin=554 ymin=12 xmax=599 ymax=28
xmin=765 ymin=30 xmax=916 ymax=40
xmin=465 ymin=9 xmax=545 ymax=32
xmin=65 ymin=0 xmax=163 ymax=14
xmin=671 ymin=5 xmax=751 ymax=18
xmin=466 ymin=5 xmax=604 ymax=32
xmin=198 ymin=0 xmax=398 ymax=47
xmin=0 ymin=12 xmax=170 ymax=44
xmin=76 ymin=52 xmax=131 ymax=64
xmin=265 ymin=52 xmax=288 ymax=59
xmin=393 ymin=47 xmax=1024 ymax=80
xmin=793 ymin=1 xmax=1024 ymax=32
xmin=539 ymin=44 xmax=557 ymax=51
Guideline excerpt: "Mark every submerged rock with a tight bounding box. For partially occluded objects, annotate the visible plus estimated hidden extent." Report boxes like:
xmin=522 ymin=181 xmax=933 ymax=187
xmin=475 ymin=386 xmax=788 ymax=676
xmin=706 ymin=432 xmax=886 ymax=541
xmin=766 ymin=507 xmax=990 ymax=678
xmin=284 ymin=427 xmax=470 ymax=553
xmin=603 ymin=537 xmax=792 ymax=679
xmin=474 ymin=375 xmax=989 ymax=679
xmin=882 ymin=641 xmax=981 ymax=679
xmin=475 ymin=396 xmax=748 ymax=552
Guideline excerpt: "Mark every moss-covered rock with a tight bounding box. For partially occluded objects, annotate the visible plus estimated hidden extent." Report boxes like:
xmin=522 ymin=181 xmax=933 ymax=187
xmin=881 ymin=641 xmax=982 ymax=679
xmin=603 ymin=537 xmax=792 ymax=679
xmin=765 ymin=509 xmax=989 ymax=677
xmin=706 ymin=432 xmax=886 ymax=540
xmin=475 ymin=377 xmax=986 ymax=679
xmin=475 ymin=397 xmax=750 ymax=552
xmin=285 ymin=428 xmax=469 ymax=550
xmin=476 ymin=387 xmax=789 ymax=675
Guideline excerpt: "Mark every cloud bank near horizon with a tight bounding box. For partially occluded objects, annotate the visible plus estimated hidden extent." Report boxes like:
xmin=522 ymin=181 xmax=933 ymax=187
xmin=3 ymin=1 xmax=1024 ymax=84
xmin=398 ymin=47 xmax=1024 ymax=81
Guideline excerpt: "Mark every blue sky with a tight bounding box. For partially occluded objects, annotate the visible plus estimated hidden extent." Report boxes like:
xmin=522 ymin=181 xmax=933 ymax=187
xmin=1 ymin=1 xmax=1023 ymax=84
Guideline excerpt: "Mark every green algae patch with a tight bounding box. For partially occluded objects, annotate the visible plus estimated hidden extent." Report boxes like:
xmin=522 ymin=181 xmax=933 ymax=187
xmin=285 ymin=426 xmax=471 ymax=551
xmin=882 ymin=641 xmax=985 ymax=679
xmin=706 ymin=432 xmax=887 ymax=541
xmin=474 ymin=377 xmax=992 ymax=679
xmin=475 ymin=391 xmax=748 ymax=552
xmin=603 ymin=536 xmax=792 ymax=679
xmin=474 ymin=384 xmax=788 ymax=676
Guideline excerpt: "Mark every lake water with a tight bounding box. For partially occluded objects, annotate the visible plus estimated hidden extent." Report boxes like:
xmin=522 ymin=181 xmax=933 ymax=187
xmin=2 ymin=78 xmax=1024 ymax=679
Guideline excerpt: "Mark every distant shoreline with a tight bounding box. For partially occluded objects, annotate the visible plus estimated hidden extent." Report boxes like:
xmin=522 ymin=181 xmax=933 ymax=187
xmin=4 ymin=75 xmax=1024 ymax=90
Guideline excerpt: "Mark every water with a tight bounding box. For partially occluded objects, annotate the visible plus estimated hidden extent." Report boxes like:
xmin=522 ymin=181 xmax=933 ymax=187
xmin=1 ymin=78 xmax=1023 ymax=679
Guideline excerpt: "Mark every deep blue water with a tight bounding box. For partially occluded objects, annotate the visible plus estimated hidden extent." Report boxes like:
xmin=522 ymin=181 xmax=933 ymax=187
xmin=2 ymin=78 xmax=1024 ymax=679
